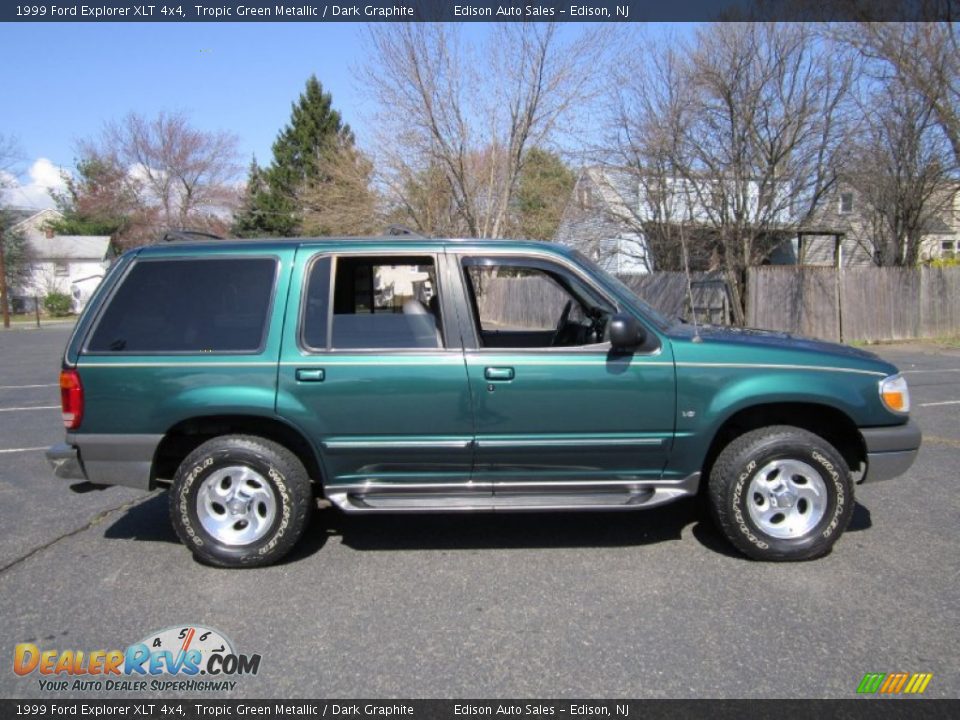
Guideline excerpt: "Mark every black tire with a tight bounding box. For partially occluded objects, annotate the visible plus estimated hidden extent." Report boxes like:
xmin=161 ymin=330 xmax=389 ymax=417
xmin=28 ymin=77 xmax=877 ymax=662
xmin=708 ymin=426 xmax=854 ymax=561
xmin=169 ymin=435 xmax=312 ymax=568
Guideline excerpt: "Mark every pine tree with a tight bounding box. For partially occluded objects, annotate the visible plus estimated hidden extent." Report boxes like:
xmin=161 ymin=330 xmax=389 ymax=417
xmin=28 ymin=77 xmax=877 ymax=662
xmin=231 ymin=158 xmax=276 ymax=237
xmin=237 ymin=76 xmax=354 ymax=237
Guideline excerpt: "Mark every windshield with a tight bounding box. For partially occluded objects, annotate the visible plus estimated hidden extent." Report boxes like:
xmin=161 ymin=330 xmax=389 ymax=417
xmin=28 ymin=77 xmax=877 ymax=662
xmin=570 ymin=250 xmax=673 ymax=331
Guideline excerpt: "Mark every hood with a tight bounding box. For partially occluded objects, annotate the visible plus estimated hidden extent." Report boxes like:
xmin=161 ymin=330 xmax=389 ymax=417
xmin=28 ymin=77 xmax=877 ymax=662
xmin=667 ymin=322 xmax=884 ymax=363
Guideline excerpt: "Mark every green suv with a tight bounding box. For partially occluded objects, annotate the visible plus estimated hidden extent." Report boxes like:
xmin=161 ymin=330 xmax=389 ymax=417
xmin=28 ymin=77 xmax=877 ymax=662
xmin=46 ymin=238 xmax=921 ymax=566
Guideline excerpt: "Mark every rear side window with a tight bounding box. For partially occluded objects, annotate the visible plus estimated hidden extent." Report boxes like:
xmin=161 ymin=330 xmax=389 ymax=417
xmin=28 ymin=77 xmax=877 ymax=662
xmin=87 ymin=258 xmax=277 ymax=353
xmin=300 ymin=255 xmax=443 ymax=350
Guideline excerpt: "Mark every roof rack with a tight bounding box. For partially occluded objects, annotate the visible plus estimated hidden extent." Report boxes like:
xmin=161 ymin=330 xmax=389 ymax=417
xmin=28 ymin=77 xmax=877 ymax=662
xmin=161 ymin=229 xmax=225 ymax=243
xmin=385 ymin=224 xmax=423 ymax=237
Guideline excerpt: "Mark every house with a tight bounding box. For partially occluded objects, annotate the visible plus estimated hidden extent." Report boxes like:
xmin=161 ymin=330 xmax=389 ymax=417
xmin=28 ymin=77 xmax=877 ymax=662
xmin=805 ymin=183 xmax=960 ymax=265
xmin=555 ymin=167 xmax=857 ymax=271
xmin=9 ymin=209 xmax=113 ymax=312
xmin=555 ymin=167 xmax=652 ymax=274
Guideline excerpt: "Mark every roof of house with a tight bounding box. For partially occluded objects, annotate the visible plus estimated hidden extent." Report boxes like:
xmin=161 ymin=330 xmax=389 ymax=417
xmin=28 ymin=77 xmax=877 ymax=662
xmin=9 ymin=207 xmax=63 ymax=233
xmin=29 ymin=235 xmax=111 ymax=261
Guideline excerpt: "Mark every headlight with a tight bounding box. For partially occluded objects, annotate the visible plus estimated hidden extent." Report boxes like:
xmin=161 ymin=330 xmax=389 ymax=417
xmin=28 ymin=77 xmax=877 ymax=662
xmin=879 ymin=373 xmax=910 ymax=414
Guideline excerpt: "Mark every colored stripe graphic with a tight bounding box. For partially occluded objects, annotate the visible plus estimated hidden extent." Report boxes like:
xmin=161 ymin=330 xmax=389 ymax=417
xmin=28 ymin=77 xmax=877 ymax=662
xmin=880 ymin=672 xmax=905 ymax=693
xmin=857 ymin=673 xmax=885 ymax=693
xmin=858 ymin=672 xmax=932 ymax=695
xmin=904 ymin=673 xmax=933 ymax=694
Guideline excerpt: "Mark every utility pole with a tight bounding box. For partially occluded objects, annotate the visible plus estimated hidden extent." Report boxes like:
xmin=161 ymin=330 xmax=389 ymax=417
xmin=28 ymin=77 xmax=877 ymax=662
xmin=0 ymin=225 xmax=9 ymax=329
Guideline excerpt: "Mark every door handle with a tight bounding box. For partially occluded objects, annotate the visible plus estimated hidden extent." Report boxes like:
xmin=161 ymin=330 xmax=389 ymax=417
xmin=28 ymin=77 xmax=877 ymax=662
xmin=295 ymin=368 xmax=325 ymax=382
xmin=484 ymin=367 xmax=515 ymax=381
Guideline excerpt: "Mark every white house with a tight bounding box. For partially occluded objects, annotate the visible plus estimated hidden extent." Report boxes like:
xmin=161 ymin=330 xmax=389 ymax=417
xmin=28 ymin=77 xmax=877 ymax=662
xmin=555 ymin=167 xmax=653 ymax=274
xmin=9 ymin=209 xmax=113 ymax=312
xmin=556 ymin=167 xmax=838 ymax=272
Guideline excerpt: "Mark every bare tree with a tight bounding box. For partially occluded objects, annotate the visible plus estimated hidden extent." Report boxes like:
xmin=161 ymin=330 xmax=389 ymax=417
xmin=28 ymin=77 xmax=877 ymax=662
xmin=297 ymin=139 xmax=382 ymax=236
xmin=605 ymin=24 xmax=857 ymax=318
xmin=845 ymin=83 xmax=955 ymax=265
xmin=82 ymin=112 xmax=242 ymax=238
xmin=361 ymin=23 xmax=606 ymax=238
xmin=0 ymin=133 xmax=21 ymax=179
xmin=838 ymin=20 xmax=960 ymax=165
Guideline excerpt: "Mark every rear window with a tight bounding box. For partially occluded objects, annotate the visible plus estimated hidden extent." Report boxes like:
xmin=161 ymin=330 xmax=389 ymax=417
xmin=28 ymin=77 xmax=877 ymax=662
xmin=87 ymin=257 xmax=277 ymax=353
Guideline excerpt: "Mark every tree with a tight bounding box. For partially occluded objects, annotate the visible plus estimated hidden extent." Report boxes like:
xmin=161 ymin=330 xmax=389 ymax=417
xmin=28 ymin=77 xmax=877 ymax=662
xmin=606 ymin=24 xmax=856 ymax=318
xmin=838 ymin=21 xmax=959 ymax=166
xmin=383 ymin=161 xmax=464 ymax=238
xmin=362 ymin=23 xmax=607 ymax=238
xmin=830 ymin=19 xmax=959 ymax=266
xmin=235 ymin=76 xmax=355 ymax=237
xmin=231 ymin=158 xmax=276 ymax=237
xmin=510 ymin=148 xmax=576 ymax=241
xmin=0 ymin=208 xmax=31 ymax=318
xmin=72 ymin=111 xmax=241 ymax=245
xmin=297 ymin=139 xmax=381 ymax=236
xmin=845 ymin=83 xmax=955 ymax=266
xmin=50 ymin=155 xmax=153 ymax=246
xmin=0 ymin=133 xmax=26 ymax=327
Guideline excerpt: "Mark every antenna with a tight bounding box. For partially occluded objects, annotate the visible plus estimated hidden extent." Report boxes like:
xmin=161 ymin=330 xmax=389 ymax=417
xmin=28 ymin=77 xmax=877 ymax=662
xmin=679 ymin=223 xmax=702 ymax=343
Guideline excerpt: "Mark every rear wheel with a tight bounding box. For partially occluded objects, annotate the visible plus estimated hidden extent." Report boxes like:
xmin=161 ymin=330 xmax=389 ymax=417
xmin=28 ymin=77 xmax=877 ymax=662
xmin=170 ymin=435 xmax=312 ymax=568
xmin=708 ymin=426 xmax=854 ymax=561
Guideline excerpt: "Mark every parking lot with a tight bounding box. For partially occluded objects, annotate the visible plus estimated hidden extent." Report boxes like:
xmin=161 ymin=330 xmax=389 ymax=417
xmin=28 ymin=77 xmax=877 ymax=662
xmin=0 ymin=326 xmax=957 ymax=699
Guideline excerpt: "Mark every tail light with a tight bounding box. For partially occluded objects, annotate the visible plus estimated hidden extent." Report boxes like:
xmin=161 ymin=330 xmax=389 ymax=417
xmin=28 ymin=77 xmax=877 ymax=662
xmin=60 ymin=369 xmax=83 ymax=430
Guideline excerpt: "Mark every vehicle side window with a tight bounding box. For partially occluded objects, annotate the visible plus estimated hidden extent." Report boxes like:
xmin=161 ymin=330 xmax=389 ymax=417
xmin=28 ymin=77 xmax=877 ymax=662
xmin=301 ymin=256 xmax=332 ymax=350
xmin=87 ymin=258 xmax=276 ymax=353
xmin=304 ymin=255 xmax=443 ymax=350
xmin=462 ymin=260 xmax=614 ymax=349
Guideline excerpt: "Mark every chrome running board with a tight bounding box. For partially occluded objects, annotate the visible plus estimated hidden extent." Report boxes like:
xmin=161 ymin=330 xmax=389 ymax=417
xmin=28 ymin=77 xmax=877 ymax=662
xmin=326 ymin=473 xmax=700 ymax=514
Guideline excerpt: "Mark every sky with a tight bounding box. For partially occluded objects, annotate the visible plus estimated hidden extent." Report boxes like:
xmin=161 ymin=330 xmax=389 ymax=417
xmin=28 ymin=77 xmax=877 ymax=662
xmin=0 ymin=21 xmax=693 ymax=211
xmin=0 ymin=22 xmax=379 ymax=208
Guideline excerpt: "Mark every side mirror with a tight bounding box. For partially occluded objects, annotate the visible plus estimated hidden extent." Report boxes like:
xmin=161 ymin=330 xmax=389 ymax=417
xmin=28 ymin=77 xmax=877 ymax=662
xmin=608 ymin=313 xmax=645 ymax=352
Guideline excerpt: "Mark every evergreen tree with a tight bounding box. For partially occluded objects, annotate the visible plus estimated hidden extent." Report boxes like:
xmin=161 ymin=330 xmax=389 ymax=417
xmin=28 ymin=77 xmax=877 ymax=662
xmin=231 ymin=158 xmax=275 ymax=237
xmin=512 ymin=148 xmax=576 ymax=241
xmin=236 ymin=75 xmax=354 ymax=236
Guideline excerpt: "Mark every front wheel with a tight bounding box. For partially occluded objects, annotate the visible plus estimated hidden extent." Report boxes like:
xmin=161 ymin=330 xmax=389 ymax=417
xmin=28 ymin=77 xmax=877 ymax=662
xmin=169 ymin=435 xmax=313 ymax=568
xmin=708 ymin=426 xmax=854 ymax=561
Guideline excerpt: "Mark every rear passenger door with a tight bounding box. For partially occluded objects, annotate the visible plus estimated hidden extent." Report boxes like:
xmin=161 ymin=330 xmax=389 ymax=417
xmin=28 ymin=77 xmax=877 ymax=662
xmin=276 ymin=248 xmax=479 ymax=504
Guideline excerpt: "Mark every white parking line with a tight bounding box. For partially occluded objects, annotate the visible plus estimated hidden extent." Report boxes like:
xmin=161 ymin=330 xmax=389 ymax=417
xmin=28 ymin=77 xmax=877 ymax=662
xmin=919 ymin=400 xmax=960 ymax=407
xmin=0 ymin=406 xmax=60 ymax=412
xmin=0 ymin=447 xmax=47 ymax=454
xmin=0 ymin=384 xmax=58 ymax=389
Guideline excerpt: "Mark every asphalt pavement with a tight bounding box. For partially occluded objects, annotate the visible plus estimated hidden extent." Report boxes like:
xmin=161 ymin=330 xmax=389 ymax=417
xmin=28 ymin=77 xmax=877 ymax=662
xmin=0 ymin=328 xmax=957 ymax=699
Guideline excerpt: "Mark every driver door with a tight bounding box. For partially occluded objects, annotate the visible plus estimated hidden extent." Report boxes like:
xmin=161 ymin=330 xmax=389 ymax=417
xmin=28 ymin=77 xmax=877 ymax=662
xmin=455 ymin=253 xmax=676 ymax=491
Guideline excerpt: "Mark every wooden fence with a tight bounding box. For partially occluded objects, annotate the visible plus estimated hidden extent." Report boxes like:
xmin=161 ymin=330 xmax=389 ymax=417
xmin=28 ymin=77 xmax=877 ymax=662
xmin=476 ymin=271 xmax=729 ymax=330
xmin=746 ymin=265 xmax=960 ymax=342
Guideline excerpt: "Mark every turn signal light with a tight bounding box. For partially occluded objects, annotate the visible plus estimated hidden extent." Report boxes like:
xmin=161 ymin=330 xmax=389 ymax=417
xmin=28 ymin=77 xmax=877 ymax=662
xmin=60 ymin=369 xmax=83 ymax=430
xmin=879 ymin=374 xmax=910 ymax=414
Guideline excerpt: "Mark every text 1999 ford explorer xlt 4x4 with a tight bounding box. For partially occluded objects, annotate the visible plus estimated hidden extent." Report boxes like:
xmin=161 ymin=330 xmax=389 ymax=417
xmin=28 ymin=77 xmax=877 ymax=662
xmin=45 ymin=238 xmax=921 ymax=566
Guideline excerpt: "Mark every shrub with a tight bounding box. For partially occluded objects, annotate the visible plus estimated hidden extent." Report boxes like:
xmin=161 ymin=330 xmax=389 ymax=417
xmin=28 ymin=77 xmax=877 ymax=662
xmin=926 ymin=256 xmax=960 ymax=268
xmin=44 ymin=292 xmax=73 ymax=317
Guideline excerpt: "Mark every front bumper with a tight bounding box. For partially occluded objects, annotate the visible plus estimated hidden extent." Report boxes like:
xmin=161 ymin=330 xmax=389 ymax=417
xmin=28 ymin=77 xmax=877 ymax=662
xmin=860 ymin=420 xmax=922 ymax=483
xmin=46 ymin=442 xmax=87 ymax=481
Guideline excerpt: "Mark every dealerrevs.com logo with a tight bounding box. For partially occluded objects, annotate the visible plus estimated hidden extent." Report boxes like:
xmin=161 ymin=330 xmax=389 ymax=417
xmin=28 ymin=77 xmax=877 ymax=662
xmin=13 ymin=625 xmax=261 ymax=693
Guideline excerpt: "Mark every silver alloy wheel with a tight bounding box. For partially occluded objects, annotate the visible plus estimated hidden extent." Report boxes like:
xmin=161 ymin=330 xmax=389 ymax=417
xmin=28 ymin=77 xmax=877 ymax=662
xmin=746 ymin=459 xmax=828 ymax=539
xmin=196 ymin=466 xmax=278 ymax=546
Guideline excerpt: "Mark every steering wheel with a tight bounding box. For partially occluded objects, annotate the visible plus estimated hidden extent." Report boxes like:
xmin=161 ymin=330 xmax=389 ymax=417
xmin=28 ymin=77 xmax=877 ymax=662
xmin=550 ymin=300 xmax=574 ymax=347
